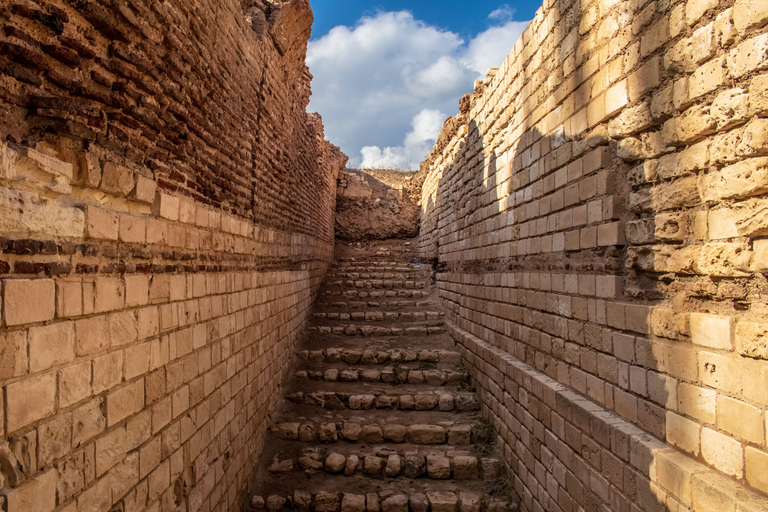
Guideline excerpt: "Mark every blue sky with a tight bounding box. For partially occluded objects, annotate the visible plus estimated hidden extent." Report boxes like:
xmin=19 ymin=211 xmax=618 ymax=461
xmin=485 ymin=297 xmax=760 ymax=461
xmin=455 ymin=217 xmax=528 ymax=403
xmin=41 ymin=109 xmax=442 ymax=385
xmin=310 ymin=1 xmax=540 ymax=41
xmin=306 ymin=2 xmax=538 ymax=169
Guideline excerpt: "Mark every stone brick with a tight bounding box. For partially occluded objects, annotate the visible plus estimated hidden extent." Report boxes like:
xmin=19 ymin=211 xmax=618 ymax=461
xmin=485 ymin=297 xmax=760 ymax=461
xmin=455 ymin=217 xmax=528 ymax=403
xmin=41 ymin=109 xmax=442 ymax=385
xmin=57 ymin=279 xmax=83 ymax=318
xmin=4 ymin=469 xmax=56 ymax=512
xmin=0 ymin=330 xmax=28 ymax=380
xmin=4 ymin=278 xmax=55 ymax=326
xmin=152 ymin=193 xmax=180 ymax=221
xmin=59 ymin=361 xmax=92 ymax=408
xmin=689 ymin=313 xmax=734 ymax=349
xmin=85 ymin=205 xmax=118 ymax=240
xmin=95 ymin=426 xmax=127 ymax=476
xmin=95 ymin=277 xmax=124 ymax=313
xmin=119 ymin=215 xmax=146 ymax=243
xmin=678 ymin=383 xmax=716 ymax=424
xmin=699 ymin=158 xmax=768 ymax=202
xmin=75 ymin=316 xmax=109 ymax=355
xmin=736 ymin=322 xmax=768 ymax=359
xmin=628 ymin=57 xmax=660 ymax=101
xmin=100 ymin=162 xmax=135 ymax=196
xmin=733 ymin=0 xmax=768 ymax=35
xmin=686 ymin=0 xmax=719 ymax=26
xmin=689 ymin=57 xmax=725 ymax=100
xmin=656 ymin=450 xmax=707 ymax=506
xmin=132 ymin=175 xmax=157 ymax=204
xmin=6 ymin=372 xmax=56 ymax=432
xmin=727 ymin=33 xmax=768 ymax=78
xmin=107 ymin=380 xmax=144 ymax=426
xmin=745 ymin=447 xmax=768 ymax=493
xmin=666 ymin=411 xmax=701 ymax=456
xmin=711 ymin=88 xmax=749 ymax=130
xmin=717 ymin=396 xmax=764 ymax=444
xmin=29 ymin=321 xmax=74 ymax=373
xmin=701 ymin=427 xmax=743 ymax=478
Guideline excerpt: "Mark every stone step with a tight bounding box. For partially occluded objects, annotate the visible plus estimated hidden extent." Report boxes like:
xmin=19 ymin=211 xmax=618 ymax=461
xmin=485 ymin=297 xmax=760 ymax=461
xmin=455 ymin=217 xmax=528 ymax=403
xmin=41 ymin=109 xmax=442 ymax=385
xmin=247 ymin=489 xmax=517 ymax=512
xmin=314 ymin=299 xmax=434 ymax=309
xmin=326 ymin=271 xmax=424 ymax=279
xmin=295 ymin=348 xmax=461 ymax=365
xmin=285 ymin=391 xmax=481 ymax=412
xmin=323 ymin=279 xmax=429 ymax=289
xmin=294 ymin=367 xmax=467 ymax=386
xmin=266 ymin=448 xmax=503 ymax=482
xmin=307 ymin=325 xmax=446 ymax=336
xmin=269 ymin=421 xmax=476 ymax=445
xmin=321 ymin=290 xmax=431 ymax=299
xmin=312 ymin=311 xmax=444 ymax=321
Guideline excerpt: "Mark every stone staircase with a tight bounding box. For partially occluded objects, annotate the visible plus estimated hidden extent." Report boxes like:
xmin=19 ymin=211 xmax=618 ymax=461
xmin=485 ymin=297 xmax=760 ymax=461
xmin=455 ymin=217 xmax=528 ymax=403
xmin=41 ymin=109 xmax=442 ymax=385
xmin=246 ymin=240 xmax=519 ymax=512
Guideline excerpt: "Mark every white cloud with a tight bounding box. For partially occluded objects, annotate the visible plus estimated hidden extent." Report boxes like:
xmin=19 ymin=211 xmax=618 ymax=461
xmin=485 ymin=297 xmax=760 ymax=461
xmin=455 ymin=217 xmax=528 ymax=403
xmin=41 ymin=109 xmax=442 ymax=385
xmin=488 ymin=4 xmax=515 ymax=21
xmin=307 ymin=10 xmax=529 ymax=168
xmin=360 ymin=109 xmax=447 ymax=169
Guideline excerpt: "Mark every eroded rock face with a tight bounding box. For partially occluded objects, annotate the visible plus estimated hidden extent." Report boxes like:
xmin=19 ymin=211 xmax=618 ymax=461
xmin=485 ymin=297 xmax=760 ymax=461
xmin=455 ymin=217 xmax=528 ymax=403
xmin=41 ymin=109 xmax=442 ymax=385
xmin=335 ymin=169 xmax=420 ymax=241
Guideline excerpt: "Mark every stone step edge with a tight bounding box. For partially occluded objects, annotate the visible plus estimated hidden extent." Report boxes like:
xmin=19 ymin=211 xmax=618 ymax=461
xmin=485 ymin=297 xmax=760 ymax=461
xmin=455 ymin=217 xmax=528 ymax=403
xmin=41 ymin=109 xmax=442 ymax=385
xmin=296 ymin=349 xmax=461 ymax=365
xmin=316 ymin=300 xmax=435 ymax=308
xmin=307 ymin=326 xmax=446 ymax=336
xmin=295 ymin=368 xmax=467 ymax=386
xmin=248 ymin=490 xmax=517 ymax=512
xmin=320 ymin=291 xmax=431 ymax=298
xmin=266 ymin=451 xmax=503 ymax=481
xmin=269 ymin=421 xmax=474 ymax=445
xmin=312 ymin=312 xmax=444 ymax=320
xmin=285 ymin=391 xmax=481 ymax=412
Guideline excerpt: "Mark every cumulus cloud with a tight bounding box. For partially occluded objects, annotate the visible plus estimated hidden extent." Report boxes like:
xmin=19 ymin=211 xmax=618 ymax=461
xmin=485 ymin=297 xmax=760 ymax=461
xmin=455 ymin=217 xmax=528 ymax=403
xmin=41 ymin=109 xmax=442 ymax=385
xmin=307 ymin=9 xmax=529 ymax=169
xmin=360 ymin=109 xmax=447 ymax=169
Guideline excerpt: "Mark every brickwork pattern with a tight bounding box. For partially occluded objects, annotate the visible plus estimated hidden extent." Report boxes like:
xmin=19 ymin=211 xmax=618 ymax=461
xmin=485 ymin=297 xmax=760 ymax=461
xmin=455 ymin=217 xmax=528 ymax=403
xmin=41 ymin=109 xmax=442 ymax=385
xmin=420 ymin=0 xmax=768 ymax=510
xmin=0 ymin=0 xmax=347 ymax=511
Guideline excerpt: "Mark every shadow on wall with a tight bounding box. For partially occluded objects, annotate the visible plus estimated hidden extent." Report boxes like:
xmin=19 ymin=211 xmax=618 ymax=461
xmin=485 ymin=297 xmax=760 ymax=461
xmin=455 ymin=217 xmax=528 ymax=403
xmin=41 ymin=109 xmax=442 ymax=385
xmin=335 ymin=169 xmax=420 ymax=241
xmin=420 ymin=89 xmax=754 ymax=509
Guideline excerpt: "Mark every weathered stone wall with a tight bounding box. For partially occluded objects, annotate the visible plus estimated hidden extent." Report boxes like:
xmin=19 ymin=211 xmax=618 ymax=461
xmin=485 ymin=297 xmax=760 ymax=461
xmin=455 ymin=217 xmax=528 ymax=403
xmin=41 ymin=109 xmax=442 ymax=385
xmin=420 ymin=0 xmax=768 ymax=510
xmin=335 ymin=169 xmax=420 ymax=241
xmin=0 ymin=1 xmax=346 ymax=511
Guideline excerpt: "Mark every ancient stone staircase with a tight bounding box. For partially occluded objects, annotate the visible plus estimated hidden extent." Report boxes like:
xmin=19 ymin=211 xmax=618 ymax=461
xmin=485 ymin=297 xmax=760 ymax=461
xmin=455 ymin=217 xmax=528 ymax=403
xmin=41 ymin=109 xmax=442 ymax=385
xmin=246 ymin=240 xmax=519 ymax=512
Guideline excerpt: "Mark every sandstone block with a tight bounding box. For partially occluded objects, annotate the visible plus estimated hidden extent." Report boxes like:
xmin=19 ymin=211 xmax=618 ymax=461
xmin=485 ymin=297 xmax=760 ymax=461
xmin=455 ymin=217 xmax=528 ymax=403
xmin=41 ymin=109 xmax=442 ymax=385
xmin=342 ymin=494 xmax=366 ymax=512
xmin=85 ymin=205 xmax=119 ymax=240
xmin=718 ymin=395 xmax=764 ymax=444
xmin=100 ymin=163 xmax=135 ymax=196
xmin=152 ymin=193 xmax=179 ymax=221
xmin=381 ymin=495 xmax=407 ymax=512
xmin=689 ymin=57 xmax=726 ymax=100
xmin=666 ymin=411 xmax=701 ymax=456
xmin=700 ymin=158 xmax=768 ymax=202
xmin=318 ymin=423 xmax=338 ymax=442
xmin=409 ymin=493 xmax=428 ymax=512
xmin=345 ymin=455 xmax=360 ymax=476
xmin=4 ymin=278 xmax=55 ymax=326
xmin=728 ymin=33 xmax=768 ymax=78
xmin=690 ymin=313 xmax=734 ymax=349
xmin=383 ymin=424 xmax=407 ymax=442
xmin=426 ymin=455 xmax=451 ymax=479
xmin=408 ymin=424 xmax=446 ymax=444
xmin=453 ymin=456 xmax=478 ymax=480
xmin=385 ymin=454 xmax=401 ymax=476
xmin=458 ymin=493 xmax=480 ymax=512
xmin=746 ymin=447 xmax=768 ymax=493
xmin=361 ymin=425 xmax=383 ymax=443
xmin=701 ymin=427 xmax=744 ymax=478
xmin=686 ymin=0 xmax=719 ymax=26
xmin=119 ymin=215 xmax=146 ymax=244
xmin=711 ymin=88 xmax=749 ymax=130
xmin=736 ymin=321 xmax=768 ymax=359
xmin=316 ymin=492 xmax=341 ymax=512
xmin=326 ymin=453 xmax=346 ymax=473
xmin=95 ymin=426 xmax=127 ymax=476
xmin=403 ymin=455 xmax=426 ymax=478
xmin=132 ymin=175 xmax=157 ymax=204
xmin=427 ymin=493 xmax=458 ymax=512
xmin=4 ymin=469 xmax=56 ymax=512
xmin=733 ymin=0 xmax=768 ymax=34
xmin=59 ymin=361 xmax=91 ymax=408
xmin=6 ymin=372 xmax=56 ymax=432
xmin=29 ymin=321 xmax=74 ymax=373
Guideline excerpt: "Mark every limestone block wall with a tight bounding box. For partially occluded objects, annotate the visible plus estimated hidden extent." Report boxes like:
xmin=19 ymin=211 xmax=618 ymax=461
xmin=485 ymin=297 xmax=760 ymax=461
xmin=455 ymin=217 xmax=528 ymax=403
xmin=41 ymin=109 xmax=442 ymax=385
xmin=0 ymin=1 xmax=346 ymax=512
xmin=420 ymin=0 xmax=768 ymax=510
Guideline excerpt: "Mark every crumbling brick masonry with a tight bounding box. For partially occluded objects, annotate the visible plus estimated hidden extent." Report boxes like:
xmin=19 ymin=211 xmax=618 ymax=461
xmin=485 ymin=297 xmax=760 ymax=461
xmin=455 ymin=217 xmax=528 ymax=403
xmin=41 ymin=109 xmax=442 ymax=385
xmin=0 ymin=0 xmax=346 ymax=511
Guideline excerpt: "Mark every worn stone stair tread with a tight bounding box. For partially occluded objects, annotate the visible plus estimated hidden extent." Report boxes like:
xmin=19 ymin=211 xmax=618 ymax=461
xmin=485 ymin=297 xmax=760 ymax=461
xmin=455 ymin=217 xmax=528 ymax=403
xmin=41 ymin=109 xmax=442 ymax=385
xmin=295 ymin=348 xmax=462 ymax=365
xmin=268 ymin=420 xmax=477 ymax=444
xmin=249 ymin=474 xmax=513 ymax=501
xmin=307 ymin=325 xmax=447 ymax=337
xmin=302 ymin=332 xmax=455 ymax=348
xmin=268 ymin=408 xmax=483 ymax=427
xmin=284 ymin=389 xmax=481 ymax=412
xmin=263 ymin=447 xmax=502 ymax=481
xmin=292 ymin=367 xmax=467 ymax=387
